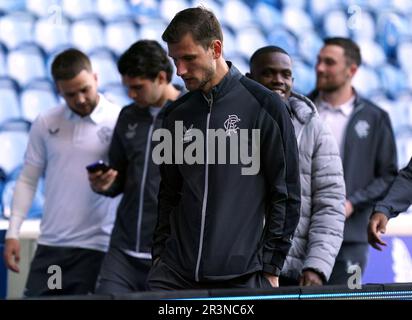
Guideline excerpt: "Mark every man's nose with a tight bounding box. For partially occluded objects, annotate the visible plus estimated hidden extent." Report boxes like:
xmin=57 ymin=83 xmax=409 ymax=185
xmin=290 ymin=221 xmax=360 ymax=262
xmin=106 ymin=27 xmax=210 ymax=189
xmin=176 ymin=61 xmax=187 ymax=77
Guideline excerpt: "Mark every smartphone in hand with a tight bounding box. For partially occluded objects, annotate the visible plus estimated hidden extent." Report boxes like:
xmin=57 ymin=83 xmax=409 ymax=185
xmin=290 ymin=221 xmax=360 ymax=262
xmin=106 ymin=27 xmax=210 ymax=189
xmin=86 ymin=160 xmax=111 ymax=173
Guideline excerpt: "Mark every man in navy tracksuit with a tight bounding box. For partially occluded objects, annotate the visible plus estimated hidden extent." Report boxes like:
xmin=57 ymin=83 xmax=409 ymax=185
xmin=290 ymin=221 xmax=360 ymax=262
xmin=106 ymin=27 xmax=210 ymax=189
xmin=368 ymin=158 xmax=412 ymax=250
xmin=308 ymin=37 xmax=398 ymax=284
xmin=147 ymin=7 xmax=301 ymax=290
xmin=88 ymin=40 xmax=182 ymax=293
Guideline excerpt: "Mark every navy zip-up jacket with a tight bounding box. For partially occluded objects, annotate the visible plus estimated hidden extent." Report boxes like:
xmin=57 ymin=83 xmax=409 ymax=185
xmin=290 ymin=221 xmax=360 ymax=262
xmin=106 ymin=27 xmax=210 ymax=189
xmin=101 ymin=103 xmax=166 ymax=257
xmin=152 ymin=63 xmax=301 ymax=281
xmin=308 ymin=90 xmax=398 ymax=243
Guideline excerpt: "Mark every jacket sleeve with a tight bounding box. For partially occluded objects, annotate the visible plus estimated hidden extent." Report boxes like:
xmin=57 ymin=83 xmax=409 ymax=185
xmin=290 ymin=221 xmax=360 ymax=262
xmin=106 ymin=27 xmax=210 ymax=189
xmin=96 ymin=116 xmax=127 ymax=198
xmin=260 ymin=96 xmax=301 ymax=276
xmin=302 ymin=119 xmax=346 ymax=281
xmin=374 ymin=157 xmax=412 ymax=219
xmin=348 ymin=112 xmax=398 ymax=208
xmin=151 ymin=115 xmax=183 ymax=260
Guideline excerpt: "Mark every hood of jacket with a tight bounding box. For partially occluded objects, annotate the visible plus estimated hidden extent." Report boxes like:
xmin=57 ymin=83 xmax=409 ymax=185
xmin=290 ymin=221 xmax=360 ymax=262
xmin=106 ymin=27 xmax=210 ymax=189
xmin=288 ymin=91 xmax=318 ymax=125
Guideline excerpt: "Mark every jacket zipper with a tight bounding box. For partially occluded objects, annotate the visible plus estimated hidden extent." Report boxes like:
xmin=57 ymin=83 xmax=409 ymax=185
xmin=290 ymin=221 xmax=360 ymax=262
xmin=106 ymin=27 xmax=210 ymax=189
xmin=135 ymin=115 xmax=156 ymax=253
xmin=195 ymin=93 xmax=213 ymax=282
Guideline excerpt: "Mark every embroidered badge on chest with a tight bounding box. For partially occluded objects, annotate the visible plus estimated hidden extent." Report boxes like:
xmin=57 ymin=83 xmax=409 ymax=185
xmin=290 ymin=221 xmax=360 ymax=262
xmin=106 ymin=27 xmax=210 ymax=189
xmin=97 ymin=126 xmax=113 ymax=144
xmin=126 ymin=123 xmax=138 ymax=139
xmin=354 ymin=120 xmax=370 ymax=138
xmin=224 ymin=115 xmax=241 ymax=136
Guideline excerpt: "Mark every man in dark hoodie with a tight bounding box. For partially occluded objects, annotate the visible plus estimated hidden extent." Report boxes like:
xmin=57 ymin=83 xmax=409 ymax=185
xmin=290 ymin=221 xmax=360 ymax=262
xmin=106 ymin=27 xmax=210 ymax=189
xmin=248 ymin=46 xmax=346 ymax=286
xmin=147 ymin=7 xmax=301 ymax=290
xmin=308 ymin=37 xmax=398 ymax=284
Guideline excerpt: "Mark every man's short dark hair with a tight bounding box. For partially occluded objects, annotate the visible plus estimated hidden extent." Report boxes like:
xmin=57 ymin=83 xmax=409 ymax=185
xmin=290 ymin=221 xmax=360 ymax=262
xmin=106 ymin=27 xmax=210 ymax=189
xmin=51 ymin=48 xmax=92 ymax=82
xmin=324 ymin=37 xmax=362 ymax=66
xmin=117 ymin=40 xmax=173 ymax=83
xmin=249 ymin=46 xmax=290 ymax=66
xmin=162 ymin=7 xmax=223 ymax=49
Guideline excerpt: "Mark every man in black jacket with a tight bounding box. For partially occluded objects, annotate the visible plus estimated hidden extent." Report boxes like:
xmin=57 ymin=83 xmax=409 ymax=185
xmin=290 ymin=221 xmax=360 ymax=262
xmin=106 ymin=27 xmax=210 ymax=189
xmin=147 ymin=7 xmax=301 ymax=290
xmin=368 ymin=158 xmax=412 ymax=250
xmin=88 ymin=40 xmax=182 ymax=293
xmin=308 ymin=37 xmax=398 ymax=285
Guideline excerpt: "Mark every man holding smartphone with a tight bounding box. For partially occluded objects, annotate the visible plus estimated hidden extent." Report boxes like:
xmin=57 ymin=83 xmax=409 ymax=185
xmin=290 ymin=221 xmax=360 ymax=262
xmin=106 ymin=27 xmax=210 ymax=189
xmin=3 ymin=49 xmax=121 ymax=296
xmin=88 ymin=40 xmax=183 ymax=294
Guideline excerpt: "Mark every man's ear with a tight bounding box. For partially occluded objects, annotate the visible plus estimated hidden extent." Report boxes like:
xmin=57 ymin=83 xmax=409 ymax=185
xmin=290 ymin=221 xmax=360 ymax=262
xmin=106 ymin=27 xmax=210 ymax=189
xmin=157 ymin=70 xmax=167 ymax=84
xmin=211 ymin=40 xmax=223 ymax=59
xmin=348 ymin=63 xmax=358 ymax=78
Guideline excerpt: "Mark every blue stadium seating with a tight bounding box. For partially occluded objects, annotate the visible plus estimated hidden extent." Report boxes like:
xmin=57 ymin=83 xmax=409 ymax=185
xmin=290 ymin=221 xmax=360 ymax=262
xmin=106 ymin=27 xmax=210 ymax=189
xmin=104 ymin=19 xmax=140 ymax=56
xmin=0 ymin=77 xmax=21 ymax=124
xmin=34 ymin=15 xmax=71 ymax=54
xmin=0 ymin=130 xmax=28 ymax=176
xmin=6 ymin=43 xmax=47 ymax=87
xmin=0 ymin=12 xmax=35 ymax=49
xmin=89 ymin=48 xmax=121 ymax=88
xmin=20 ymin=79 xmax=59 ymax=122
xmin=61 ymin=0 xmax=96 ymax=19
xmin=0 ymin=0 xmax=411 ymax=226
xmin=70 ymin=15 xmax=105 ymax=53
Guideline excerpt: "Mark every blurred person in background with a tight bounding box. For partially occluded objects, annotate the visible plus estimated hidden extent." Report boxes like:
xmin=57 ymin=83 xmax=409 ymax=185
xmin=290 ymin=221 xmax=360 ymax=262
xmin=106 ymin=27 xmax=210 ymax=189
xmin=308 ymin=37 xmax=398 ymax=285
xmin=3 ymin=49 xmax=120 ymax=296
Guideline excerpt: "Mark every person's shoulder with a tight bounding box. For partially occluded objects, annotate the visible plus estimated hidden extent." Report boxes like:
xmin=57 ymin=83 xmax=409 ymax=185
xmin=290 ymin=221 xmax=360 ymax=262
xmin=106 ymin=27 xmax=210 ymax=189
xmin=357 ymin=96 xmax=389 ymax=118
xmin=239 ymin=75 xmax=287 ymax=116
xmin=164 ymin=91 xmax=195 ymax=119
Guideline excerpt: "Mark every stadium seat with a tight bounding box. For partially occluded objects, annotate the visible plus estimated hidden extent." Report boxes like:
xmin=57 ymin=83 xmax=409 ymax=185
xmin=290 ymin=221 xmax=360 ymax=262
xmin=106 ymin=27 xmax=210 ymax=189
xmin=159 ymin=0 xmax=190 ymax=23
xmin=297 ymin=31 xmax=323 ymax=66
xmin=282 ymin=6 xmax=314 ymax=36
xmin=267 ymin=27 xmax=298 ymax=57
xmin=308 ymin=0 xmax=341 ymax=24
xmin=292 ymin=60 xmax=316 ymax=95
xmin=34 ymin=15 xmax=71 ymax=54
xmin=1 ymin=166 xmax=44 ymax=219
xmin=26 ymin=0 xmax=62 ymax=17
xmin=352 ymin=66 xmax=381 ymax=97
xmin=20 ymin=79 xmax=59 ymax=122
xmin=0 ymin=43 xmax=6 ymax=76
xmin=104 ymin=19 xmax=140 ymax=56
xmin=323 ymin=9 xmax=350 ymax=37
xmin=6 ymin=44 xmax=47 ymax=87
xmin=235 ymin=27 xmax=268 ymax=58
xmin=252 ymin=2 xmax=282 ymax=33
xmin=89 ymin=48 xmax=121 ymax=88
xmin=376 ymin=12 xmax=409 ymax=58
xmin=222 ymin=0 xmax=255 ymax=30
xmin=221 ymin=26 xmax=237 ymax=57
xmin=61 ymin=0 xmax=96 ymax=19
xmin=101 ymin=83 xmax=132 ymax=108
xmin=0 ymin=12 xmax=35 ymax=49
xmin=397 ymin=40 xmax=412 ymax=74
xmin=96 ymin=0 xmax=131 ymax=21
xmin=0 ymin=130 xmax=28 ymax=176
xmin=358 ymin=40 xmax=386 ymax=67
xmin=0 ymin=0 xmax=25 ymax=13
xmin=378 ymin=63 xmax=408 ymax=99
xmin=0 ymin=77 xmax=20 ymax=124
xmin=139 ymin=20 xmax=168 ymax=45
xmin=128 ymin=0 xmax=159 ymax=22
xmin=351 ymin=10 xmax=376 ymax=40
xmin=70 ymin=16 xmax=105 ymax=54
